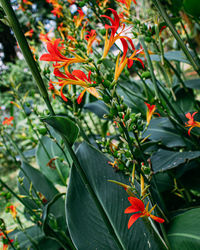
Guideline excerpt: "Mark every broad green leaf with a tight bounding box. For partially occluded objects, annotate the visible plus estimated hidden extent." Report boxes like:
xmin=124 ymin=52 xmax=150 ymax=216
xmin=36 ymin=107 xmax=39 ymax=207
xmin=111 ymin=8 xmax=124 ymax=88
xmin=167 ymin=208 xmax=200 ymax=249
xmin=151 ymin=149 xmax=200 ymax=173
xmin=180 ymin=165 xmax=200 ymax=191
xmin=173 ymin=88 xmax=195 ymax=113
xmin=9 ymin=226 xmax=60 ymax=250
xmin=183 ymin=0 xmax=200 ymax=18
xmin=143 ymin=117 xmax=187 ymax=147
xmin=36 ymin=136 xmax=70 ymax=185
xmin=18 ymin=161 xmax=65 ymax=220
xmin=154 ymin=172 xmax=173 ymax=192
xmin=42 ymin=115 xmax=79 ymax=145
xmin=84 ymin=100 xmax=109 ymax=119
xmin=150 ymin=51 xmax=191 ymax=64
xmin=184 ymin=78 xmax=200 ymax=89
xmin=66 ymin=142 xmax=166 ymax=250
xmin=117 ymin=82 xmax=146 ymax=115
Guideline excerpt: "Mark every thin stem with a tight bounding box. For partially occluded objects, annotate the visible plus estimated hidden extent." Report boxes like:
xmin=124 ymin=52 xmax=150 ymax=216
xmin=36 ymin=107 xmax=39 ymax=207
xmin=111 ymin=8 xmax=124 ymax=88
xmin=179 ymin=20 xmax=200 ymax=66
xmin=0 ymin=178 xmax=41 ymax=221
xmin=139 ymin=36 xmax=160 ymax=99
xmin=1 ymin=229 xmax=17 ymax=250
xmin=152 ymin=0 xmax=200 ymax=76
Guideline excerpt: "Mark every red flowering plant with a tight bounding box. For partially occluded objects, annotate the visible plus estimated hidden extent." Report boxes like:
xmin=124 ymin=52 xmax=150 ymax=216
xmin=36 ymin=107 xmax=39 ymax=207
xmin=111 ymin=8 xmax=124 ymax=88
xmin=1 ymin=0 xmax=200 ymax=249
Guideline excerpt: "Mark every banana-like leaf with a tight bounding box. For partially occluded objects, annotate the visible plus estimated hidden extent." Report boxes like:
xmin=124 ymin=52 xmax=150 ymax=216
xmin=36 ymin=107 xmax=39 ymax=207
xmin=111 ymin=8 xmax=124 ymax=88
xmin=42 ymin=115 xmax=79 ymax=145
xmin=66 ymin=142 xmax=167 ymax=250
xmin=167 ymin=208 xmax=200 ymax=249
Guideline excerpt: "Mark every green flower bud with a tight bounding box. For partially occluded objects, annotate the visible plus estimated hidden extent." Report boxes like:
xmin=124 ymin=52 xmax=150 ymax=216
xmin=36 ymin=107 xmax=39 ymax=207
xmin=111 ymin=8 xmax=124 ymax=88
xmin=141 ymin=71 xmax=151 ymax=79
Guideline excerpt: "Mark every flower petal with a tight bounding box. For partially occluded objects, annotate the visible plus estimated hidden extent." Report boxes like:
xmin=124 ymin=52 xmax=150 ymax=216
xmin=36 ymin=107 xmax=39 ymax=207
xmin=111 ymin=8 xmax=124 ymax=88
xmin=124 ymin=205 xmax=140 ymax=214
xmin=150 ymin=214 xmax=165 ymax=223
xmin=128 ymin=197 xmax=145 ymax=211
xmin=127 ymin=213 xmax=143 ymax=229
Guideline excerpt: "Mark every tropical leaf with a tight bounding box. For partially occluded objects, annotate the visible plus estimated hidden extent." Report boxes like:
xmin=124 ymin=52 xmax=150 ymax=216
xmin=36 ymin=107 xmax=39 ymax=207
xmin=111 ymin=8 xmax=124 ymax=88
xmin=151 ymin=149 xmax=200 ymax=173
xmin=143 ymin=117 xmax=188 ymax=148
xmin=167 ymin=208 xmax=200 ymax=249
xmin=42 ymin=115 xmax=79 ymax=145
xmin=9 ymin=226 xmax=60 ymax=250
xmin=84 ymin=100 xmax=109 ymax=119
xmin=66 ymin=142 xmax=166 ymax=250
xmin=18 ymin=161 xmax=65 ymax=220
xmin=150 ymin=51 xmax=192 ymax=64
xmin=36 ymin=136 xmax=70 ymax=185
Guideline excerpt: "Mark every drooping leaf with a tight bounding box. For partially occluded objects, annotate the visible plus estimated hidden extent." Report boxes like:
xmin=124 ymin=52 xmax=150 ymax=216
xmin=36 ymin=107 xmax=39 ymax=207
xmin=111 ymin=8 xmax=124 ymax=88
xmin=66 ymin=142 xmax=166 ymax=250
xmin=18 ymin=161 xmax=65 ymax=220
xmin=167 ymin=208 xmax=200 ymax=249
xmin=183 ymin=0 xmax=200 ymax=18
xmin=151 ymin=149 xmax=200 ymax=173
xmin=117 ymin=82 xmax=146 ymax=115
xmin=143 ymin=117 xmax=188 ymax=148
xmin=184 ymin=78 xmax=200 ymax=89
xmin=42 ymin=115 xmax=79 ymax=145
xmin=173 ymin=88 xmax=195 ymax=113
xmin=84 ymin=100 xmax=109 ymax=119
xmin=36 ymin=136 xmax=70 ymax=185
xmin=150 ymin=51 xmax=192 ymax=64
xmin=9 ymin=225 xmax=60 ymax=250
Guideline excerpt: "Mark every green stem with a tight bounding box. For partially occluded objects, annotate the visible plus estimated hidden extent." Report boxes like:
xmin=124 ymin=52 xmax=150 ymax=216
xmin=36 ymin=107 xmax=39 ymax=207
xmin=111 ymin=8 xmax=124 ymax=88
xmin=0 ymin=0 xmax=55 ymax=115
xmin=139 ymin=36 xmax=160 ymax=100
xmin=0 ymin=178 xmax=41 ymax=221
xmin=1 ymin=229 xmax=17 ymax=250
xmin=179 ymin=20 xmax=200 ymax=66
xmin=5 ymin=133 xmax=27 ymax=162
xmin=152 ymin=0 xmax=200 ymax=76
xmin=118 ymin=83 xmax=147 ymax=101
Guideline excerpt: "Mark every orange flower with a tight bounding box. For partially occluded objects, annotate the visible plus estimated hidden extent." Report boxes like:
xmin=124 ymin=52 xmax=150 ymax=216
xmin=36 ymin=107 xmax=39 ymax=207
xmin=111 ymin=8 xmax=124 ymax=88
xmin=46 ymin=0 xmax=63 ymax=18
xmin=23 ymin=0 xmax=33 ymax=4
xmin=73 ymin=8 xmax=85 ymax=28
xmin=101 ymin=8 xmax=125 ymax=58
xmin=125 ymin=197 xmax=164 ymax=229
xmin=40 ymin=38 xmax=88 ymax=69
xmin=0 ymin=230 xmax=14 ymax=250
xmin=85 ymin=30 xmax=100 ymax=55
xmin=114 ymin=38 xmax=144 ymax=80
xmin=52 ymin=68 xmax=99 ymax=103
xmin=67 ymin=0 xmax=76 ymax=5
xmin=2 ymin=117 xmax=14 ymax=126
xmin=24 ymin=29 xmax=34 ymax=38
xmin=116 ymin=0 xmax=137 ymax=14
xmin=6 ymin=205 xmax=17 ymax=219
xmin=144 ymin=102 xmax=156 ymax=125
xmin=185 ymin=112 xmax=200 ymax=136
xmin=48 ymin=81 xmax=61 ymax=99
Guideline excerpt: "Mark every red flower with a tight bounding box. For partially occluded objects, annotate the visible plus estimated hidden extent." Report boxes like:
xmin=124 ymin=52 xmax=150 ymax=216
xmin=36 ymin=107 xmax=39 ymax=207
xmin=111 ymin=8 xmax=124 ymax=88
xmin=24 ymin=29 xmax=34 ymax=38
xmin=2 ymin=117 xmax=14 ymax=126
xmin=52 ymin=69 xmax=99 ymax=103
xmin=40 ymin=38 xmax=87 ymax=69
xmin=125 ymin=197 xmax=164 ymax=229
xmin=6 ymin=205 xmax=17 ymax=219
xmin=85 ymin=30 xmax=100 ymax=55
xmin=114 ymin=38 xmax=144 ymax=80
xmin=40 ymin=39 xmax=68 ymax=62
xmin=185 ymin=112 xmax=200 ymax=136
xmin=144 ymin=102 xmax=156 ymax=125
xmin=116 ymin=0 xmax=137 ymax=10
xmin=73 ymin=8 xmax=85 ymax=28
xmin=101 ymin=8 xmax=129 ymax=58
xmin=0 ymin=230 xmax=14 ymax=250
